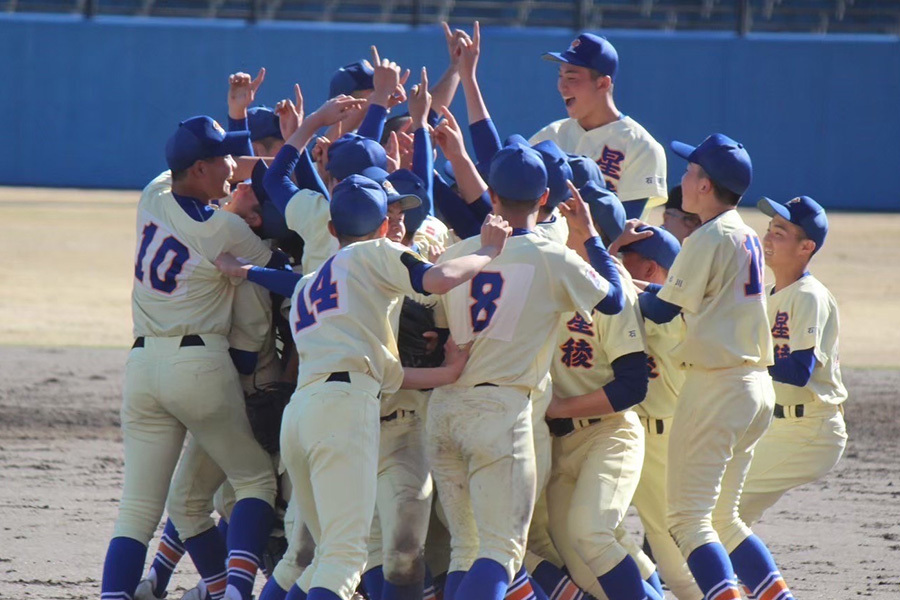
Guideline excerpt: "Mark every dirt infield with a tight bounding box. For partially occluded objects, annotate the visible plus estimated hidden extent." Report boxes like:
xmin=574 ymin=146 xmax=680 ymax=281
xmin=0 ymin=348 xmax=898 ymax=598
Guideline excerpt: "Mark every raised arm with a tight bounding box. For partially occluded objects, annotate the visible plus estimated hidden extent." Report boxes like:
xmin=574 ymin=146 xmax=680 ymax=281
xmin=433 ymin=106 xmax=489 ymax=207
xmin=421 ymin=214 xmax=510 ymax=294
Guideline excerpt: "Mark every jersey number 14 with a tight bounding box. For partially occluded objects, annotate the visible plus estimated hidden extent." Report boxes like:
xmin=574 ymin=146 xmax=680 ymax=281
xmin=295 ymin=256 xmax=340 ymax=332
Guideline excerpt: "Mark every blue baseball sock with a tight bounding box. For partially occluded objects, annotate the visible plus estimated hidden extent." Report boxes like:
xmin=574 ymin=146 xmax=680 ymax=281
xmin=148 ymin=519 xmax=185 ymax=596
xmin=362 ymin=565 xmax=385 ymax=599
xmin=101 ymin=536 xmax=147 ymax=599
xmin=455 ymin=558 xmax=509 ymax=600
xmin=423 ymin=567 xmax=438 ymax=600
xmin=383 ymin=579 xmax=424 ymax=600
xmin=443 ymin=570 xmax=465 ymax=600
xmin=730 ymin=535 xmax=794 ymax=599
xmin=686 ymin=542 xmax=739 ymax=599
xmin=532 ymin=560 xmax=586 ymax=599
xmin=217 ymin=516 xmax=229 ymax=541
xmin=529 ymin=575 xmax=550 ymax=600
xmin=226 ymin=497 xmax=275 ymax=599
xmin=504 ymin=567 xmax=537 ymax=600
xmin=259 ymin=577 xmax=290 ymax=600
xmin=645 ymin=571 xmax=664 ymax=596
xmin=597 ymin=556 xmax=660 ymax=600
xmin=184 ymin=526 xmax=228 ymax=600
xmin=307 ymin=588 xmax=341 ymax=600
xmin=285 ymin=583 xmax=308 ymax=600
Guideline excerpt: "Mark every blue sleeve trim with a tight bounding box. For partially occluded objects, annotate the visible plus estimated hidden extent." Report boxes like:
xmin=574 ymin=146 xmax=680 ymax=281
xmin=585 ymin=237 xmax=625 ymax=315
xmin=247 ymin=266 xmax=302 ymax=298
xmin=227 ymin=116 xmax=253 ymax=157
xmin=427 ymin=109 xmax=441 ymax=129
xmin=405 ymin=127 xmax=435 ymax=229
xmin=470 ymin=118 xmax=502 ymax=168
xmin=638 ymin=284 xmax=681 ymax=324
xmin=466 ymin=191 xmax=493 ymax=222
xmin=768 ymin=347 xmax=816 ymax=387
xmin=400 ymin=251 xmax=432 ymax=295
xmin=358 ymin=103 xmax=388 ymax=142
xmin=432 ymin=172 xmax=482 ymax=239
xmin=263 ymin=144 xmax=302 ymax=215
xmin=264 ymin=249 xmax=291 ymax=271
xmin=293 ymin=148 xmax=330 ymax=200
xmin=228 ymin=348 xmax=258 ymax=376
xmin=604 ymin=352 xmax=650 ymax=412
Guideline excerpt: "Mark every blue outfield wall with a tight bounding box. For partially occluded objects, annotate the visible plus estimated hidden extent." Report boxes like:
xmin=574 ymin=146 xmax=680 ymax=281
xmin=1 ymin=14 xmax=898 ymax=210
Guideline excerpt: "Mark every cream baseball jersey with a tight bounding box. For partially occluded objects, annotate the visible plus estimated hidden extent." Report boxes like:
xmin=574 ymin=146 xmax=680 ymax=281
xmin=533 ymin=210 xmax=570 ymax=246
xmin=658 ymin=210 xmax=774 ymax=369
xmin=435 ymin=232 xmax=610 ymax=393
xmin=636 ymin=318 xmax=685 ymax=420
xmin=551 ymin=275 xmax=645 ymax=400
xmin=766 ymin=275 xmax=847 ymax=406
xmin=530 ymin=117 xmax=667 ymax=207
xmin=283 ymin=188 xmax=340 ymax=275
xmin=132 ymin=171 xmax=273 ymax=338
xmin=289 ymin=238 xmax=428 ymax=395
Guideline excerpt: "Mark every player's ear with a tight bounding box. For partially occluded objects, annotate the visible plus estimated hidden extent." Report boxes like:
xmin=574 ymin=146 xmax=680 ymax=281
xmin=327 ymin=220 xmax=338 ymax=239
xmin=538 ymin=188 xmax=550 ymax=207
xmin=378 ymin=217 xmax=390 ymax=238
xmin=488 ymin=188 xmax=500 ymax=211
xmin=800 ymin=238 xmax=817 ymax=257
xmin=595 ymin=74 xmax=612 ymax=93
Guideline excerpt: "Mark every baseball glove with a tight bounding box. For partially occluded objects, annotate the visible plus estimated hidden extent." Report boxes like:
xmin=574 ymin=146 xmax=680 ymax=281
xmin=398 ymin=297 xmax=445 ymax=368
xmin=244 ymin=381 xmax=294 ymax=455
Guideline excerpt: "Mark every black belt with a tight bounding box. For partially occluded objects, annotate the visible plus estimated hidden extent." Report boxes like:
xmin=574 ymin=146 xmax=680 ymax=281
xmin=132 ymin=335 xmax=205 ymax=349
xmin=326 ymin=371 xmax=351 ymax=383
xmin=381 ymin=409 xmax=415 ymax=423
xmin=651 ymin=418 xmax=665 ymax=434
xmin=475 ymin=382 xmax=498 ymax=388
xmin=774 ymin=403 xmax=804 ymax=419
xmin=547 ymin=417 xmax=603 ymax=438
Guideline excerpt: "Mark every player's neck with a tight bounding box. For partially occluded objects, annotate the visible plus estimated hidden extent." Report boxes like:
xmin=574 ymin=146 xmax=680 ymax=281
xmin=495 ymin=209 xmax=538 ymax=231
xmin=172 ymin=180 xmax=214 ymax=204
xmin=696 ymin=202 xmax=734 ymax=225
xmin=772 ymin=263 xmax=809 ymax=293
xmin=577 ymin=97 xmax=621 ymax=131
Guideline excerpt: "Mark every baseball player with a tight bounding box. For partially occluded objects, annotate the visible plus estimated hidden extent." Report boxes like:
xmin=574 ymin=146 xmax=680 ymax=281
xmin=615 ymin=226 xmax=704 ymax=600
xmin=626 ymin=134 xmax=795 ymax=600
xmin=530 ymin=33 xmax=667 ymax=220
xmin=660 ymin=186 xmax=701 ymax=244
xmin=101 ymin=115 xmax=290 ymax=600
xmin=427 ymin=143 xmax=625 ymax=600
xmin=217 ymin=173 xmax=512 ymax=600
xmin=739 ymin=196 xmax=848 ymax=526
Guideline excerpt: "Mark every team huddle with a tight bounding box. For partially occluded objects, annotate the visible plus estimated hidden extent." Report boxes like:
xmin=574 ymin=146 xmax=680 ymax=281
xmin=101 ymin=23 xmax=849 ymax=600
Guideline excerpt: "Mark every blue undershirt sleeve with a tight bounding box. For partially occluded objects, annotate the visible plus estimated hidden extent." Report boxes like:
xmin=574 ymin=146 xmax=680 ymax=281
xmin=228 ymin=348 xmax=258 ymax=375
xmin=469 ymin=118 xmax=502 ymax=168
xmin=358 ymin=104 xmax=388 ymax=142
xmin=227 ymin=116 xmax=254 ymax=157
xmin=247 ymin=266 xmax=303 ymax=299
xmin=293 ymin=148 xmax=329 ymax=200
xmin=768 ymin=347 xmax=816 ymax=387
xmin=263 ymin=145 xmax=302 ymax=215
xmin=639 ymin=284 xmax=682 ymax=324
xmin=432 ymin=172 xmax=482 ymax=239
xmin=405 ymin=127 xmax=435 ymax=228
xmin=400 ymin=252 xmax=433 ymax=296
xmin=604 ymin=352 xmax=650 ymax=412
xmin=584 ymin=237 xmax=625 ymax=315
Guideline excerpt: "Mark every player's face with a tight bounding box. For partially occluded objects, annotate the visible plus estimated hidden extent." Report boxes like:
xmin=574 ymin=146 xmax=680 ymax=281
xmin=557 ymin=65 xmax=602 ymax=119
xmin=224 ymin=182 xmax=263 ymax=229
xmin=763 ymin=215 xmax=808 ymax=268
xmin=679 ymin=164 xmax=705 ymax=215
xmin=662 ymin=207 xmax=702 ymax=243
xmin=387 ymin=202 xmax=406 ymax=243
xmin=201 ymin=155 xmax=237 ymax=199
xmin=621 ymin=250 xmax=652 ymax=281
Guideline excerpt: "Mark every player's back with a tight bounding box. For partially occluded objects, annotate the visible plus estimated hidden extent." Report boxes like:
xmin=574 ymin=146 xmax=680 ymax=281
xmin=638 ymin=317 xmax=685 ymax=420
xmin=659 ymin=210 xmax=773 ymax=369
xmin=766 ymin=274 xmax=847 ymax=406
xmin=132 ymin=171 xmax=272 ymax=338
xmin=437 ymin=232 xmax=608 ymax=394
xmin=290 ymin=238 xmax=423 ymax=395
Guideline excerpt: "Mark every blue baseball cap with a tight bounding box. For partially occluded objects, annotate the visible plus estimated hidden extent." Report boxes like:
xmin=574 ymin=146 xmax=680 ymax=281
xmin=329 ymin=60 xmax=375 ymax=98
xmin=387 ymin=169 xmax=427 ymax=208
xmin=620 ymin=226 xmax=681 ymax=270
xmin=580 ymin=182 xmax=625 ymax=241
xmin=165 ymin=116 xmax=249 ymax=172
xmin=670 ymin=133 xmax=753 ymax=197
xmin=329 ymin=175 xmax=389 ymax=237
xmin=327 ymin=134 xmax=388 ymax=180
xmin=532 ymin=140 xmax=574 ymax=209
xmin=543 ymin=33 xmax=619 ymax=82
xmin=355 ymin=166 xmax=421 ymax=211
xmin=488 ymin=144 xmax=548 ymax=203
xmin=247 ymin=106 xmax=282 ymax=142
xmin=568 ymin=153 xmax=605 ymax=189
xmin=757 ymin=195 xmax=828 ymax=253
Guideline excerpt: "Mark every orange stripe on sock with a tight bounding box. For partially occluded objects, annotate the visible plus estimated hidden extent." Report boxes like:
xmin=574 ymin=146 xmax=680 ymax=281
xmin=159 ymin=542 xmax=183 ymax=562
xmin=506 ymin=581 xmax=534 ymax=600
xmin=758 ymin=578 xmax=789 ymax=600
xmin=711 ymin=588 xmax=741 ymax=600
xmin=207 ymin=578 xmax=227 ymax=594
xmin=228 ymin=557 xmax=258 ymax=574
xmin=557 ymin=582 xmax=580 ymax=600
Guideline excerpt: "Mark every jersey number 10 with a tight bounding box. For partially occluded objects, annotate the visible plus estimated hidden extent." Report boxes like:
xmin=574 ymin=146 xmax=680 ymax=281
xmin=135 ymin=223 xmax=191 ymax=294
xmin=743 ymin=235 xmax=764 ymax=296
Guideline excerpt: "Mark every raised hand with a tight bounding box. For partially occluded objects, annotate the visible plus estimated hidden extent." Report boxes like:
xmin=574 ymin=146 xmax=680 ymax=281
xmin=433 ymin=105 xmax=466 ymax=159
xmin=458 ymin=22 xmax=480 ymax=82
xmin=309 ymin=94 xmax=367 ymax=128
xmin=408 ymin=67 xmax=432 ymax=128
xmin=228 ymin=67 xmax=266 ymax=119
xmin=275 ymin=83 xmax=304 ymax=139
xmin=558 ymin=180 xmax=601 ymax=249
xmin=370 ymin=45 xmax=408 ymax=109
xmin=479 ymin=213 xmax=512 ymax=259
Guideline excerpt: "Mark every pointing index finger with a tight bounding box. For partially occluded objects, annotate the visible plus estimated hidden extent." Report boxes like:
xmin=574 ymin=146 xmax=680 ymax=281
xmin=371 ymin=45 xmax=381 ymax=66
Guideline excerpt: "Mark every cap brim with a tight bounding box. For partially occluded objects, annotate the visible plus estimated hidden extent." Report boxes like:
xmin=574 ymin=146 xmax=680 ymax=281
xmin=757 ymin=197 xmax=791 ymax=221
xmin=669 ymin=141 xmax=697 ymax=162
xmin=542 ymin=51 xmax=592 ymax=70
xmin=387 ymin=193 xmax=422 ymax=211
xmin=359 ymin=166 xmax=390 ymax=184
xmin=221 ymin=131 xmax=251 ymax=157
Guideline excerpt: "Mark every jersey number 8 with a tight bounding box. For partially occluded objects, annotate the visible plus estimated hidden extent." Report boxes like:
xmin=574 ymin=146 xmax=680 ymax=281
xmin=470 ymin=272 xmax=504 ymax=332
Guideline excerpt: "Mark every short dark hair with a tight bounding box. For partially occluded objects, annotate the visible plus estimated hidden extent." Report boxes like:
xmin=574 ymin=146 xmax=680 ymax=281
xmin=699 ymin=166 xmax=741 ymax=206
xmin=171 ymin=168 xmax=188 ymax=182
xmin=495 ymin=194 xmax=542 ymax=216
xmin=255 ymin=136 xmax=282 ymax=154
xmin=381 ymin=115 xmax=412 ymax=145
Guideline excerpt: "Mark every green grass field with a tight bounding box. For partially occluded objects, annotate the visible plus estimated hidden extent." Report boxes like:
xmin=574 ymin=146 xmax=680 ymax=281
xmin=2 ymin=186 xmax=898 ymax=367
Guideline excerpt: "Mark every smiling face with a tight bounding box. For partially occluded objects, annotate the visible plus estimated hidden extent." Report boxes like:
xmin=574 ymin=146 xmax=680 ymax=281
xmin=223 ymin=182 xmax=263 ymax=229
xmin=557 ymin=64 xmax=607 ymax=121
xmin=195 ymin=154 xmax=237 ymax=200
xmin=763 ymin=215 xmax=815 ymax=270
xmin=387 ymin=201 xmax=406 ymax=243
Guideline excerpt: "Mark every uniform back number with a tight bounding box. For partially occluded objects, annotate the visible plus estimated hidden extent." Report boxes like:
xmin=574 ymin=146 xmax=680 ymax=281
xmin=134 ymin=222 xmax=191 ymax=294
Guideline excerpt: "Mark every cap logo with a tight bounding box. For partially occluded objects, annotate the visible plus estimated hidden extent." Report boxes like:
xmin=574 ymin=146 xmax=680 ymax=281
xmin=568 ymin=38 xmax=581 ymax=51
xmin=382 ymin=181 xmax=397 ymax=195
xmin=787 ymin=197 xmax=802 ymax=205
xmin=212 ymin=120 xmax=225 ymax=135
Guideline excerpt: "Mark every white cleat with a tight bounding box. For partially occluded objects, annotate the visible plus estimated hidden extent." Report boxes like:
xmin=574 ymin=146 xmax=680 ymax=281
xmin=179 ymin=587 xmax=205 ymax=600
xmin=135 ymin=578 xmax=167 ymax=599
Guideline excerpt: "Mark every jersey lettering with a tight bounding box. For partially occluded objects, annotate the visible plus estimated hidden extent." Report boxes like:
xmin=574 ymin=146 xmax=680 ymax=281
xmin=295 ymin=256 xmax=341 ymax=333
xmin=647 ymin=354 xmax=660 ymax=379
xmin=470 ymin=272 xmax=504 ymax=333
xmin=743 ymin=235 xmax=764 ymax=296
xmin=134 ymin=222 xmax=191 ymax=295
